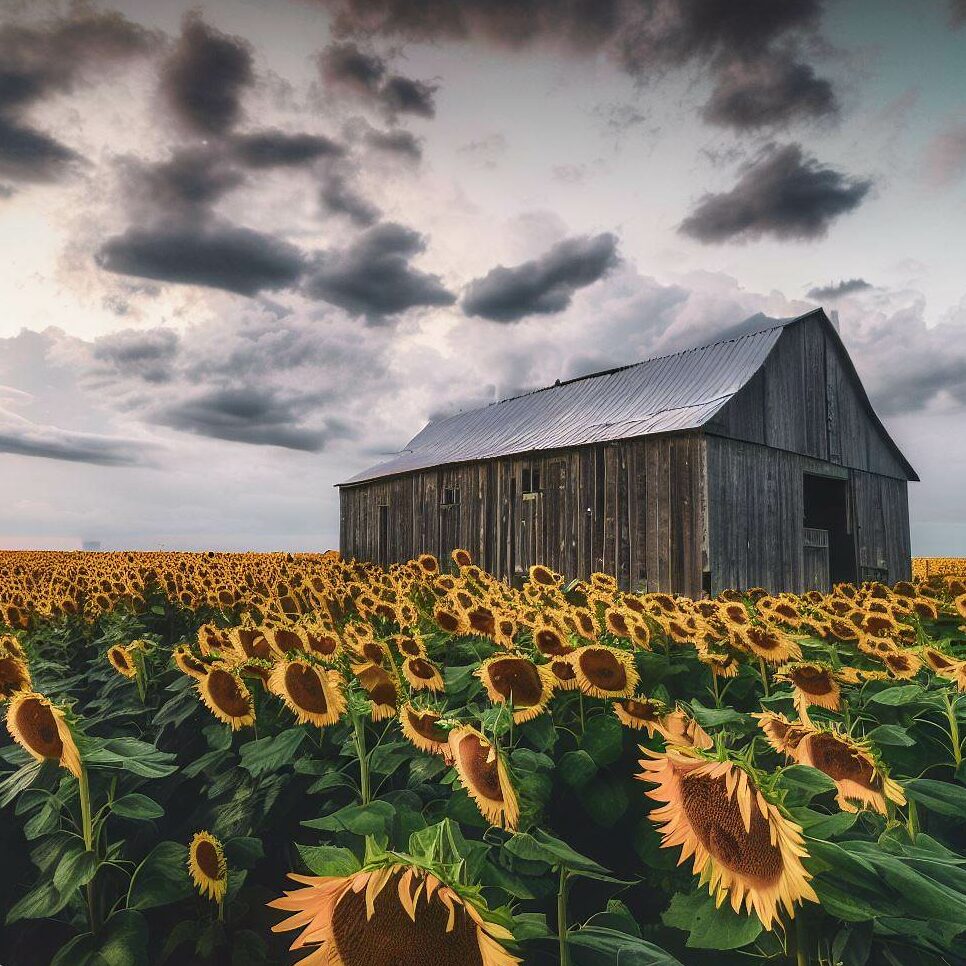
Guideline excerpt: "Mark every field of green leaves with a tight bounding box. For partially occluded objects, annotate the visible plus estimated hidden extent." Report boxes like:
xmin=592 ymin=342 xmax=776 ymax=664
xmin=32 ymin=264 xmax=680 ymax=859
xmin=1 ymin=550 xmax=966 ymax=966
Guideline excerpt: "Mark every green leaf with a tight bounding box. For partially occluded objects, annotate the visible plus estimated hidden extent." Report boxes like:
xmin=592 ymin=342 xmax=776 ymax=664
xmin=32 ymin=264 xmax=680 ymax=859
xmin=865 ymin=724 xmax=915 ymax=747
xmin=111 ymin=793 xmax=164 ymax=820
xmin=53 ymin=848 xmax=98 ymax=894
xmin=868 ymin=685 xmax=924 ymax=706
xmin=302 ymin=800 xmax=395 ymax=837
xmin=689 ymin=700 xmax=751 ymax=728
xmin=568 ymin=926 xmax=685 ymax=965
xmin=663 ymin=890 xmax=763 ymax=950
xmin=127 ymin=841 xmax=193 ymax=911
xmin=238 ymin=729 xmax=305 ymax=777
xmin=225 ymin=836 xmax=264 ymax=869
xmin=368 ymin=741 xmax=415 ymax=777
xmin=93 ymin=909 xmax=150 ymax=966
xmin=297 ymin=844 xmax=361 ymax=877
xmin=6 ymin=881 xmax=66 ymax=924
xmin=558 ymin=750 xmax=597 ymax=788
xmin=576 ymin=774 xmax=628 ymax=828
xmin=904 ymin=779 xmax=966 ymax=817
xmin=580 ymin=715 xmax=624 ymax=766
xmin=777 ymin=764 xmax=836 ymax=805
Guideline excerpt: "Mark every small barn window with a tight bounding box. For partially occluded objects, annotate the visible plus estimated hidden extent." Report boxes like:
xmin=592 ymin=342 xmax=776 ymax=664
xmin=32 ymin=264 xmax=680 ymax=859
xmin=522 ymin=464 xmax=541 ymax=494
xmin=441 ymin=486 xmax=460 ymax=506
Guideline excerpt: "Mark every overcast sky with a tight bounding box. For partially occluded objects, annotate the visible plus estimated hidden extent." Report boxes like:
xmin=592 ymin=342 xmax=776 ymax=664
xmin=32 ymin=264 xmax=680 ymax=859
xmin=1 ymin=0 xmax=964 ymax=554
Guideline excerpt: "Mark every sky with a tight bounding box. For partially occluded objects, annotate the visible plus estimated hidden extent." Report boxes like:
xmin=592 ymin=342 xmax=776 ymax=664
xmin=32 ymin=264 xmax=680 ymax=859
xmin=0 ymin=0 xmax=965 ymax=554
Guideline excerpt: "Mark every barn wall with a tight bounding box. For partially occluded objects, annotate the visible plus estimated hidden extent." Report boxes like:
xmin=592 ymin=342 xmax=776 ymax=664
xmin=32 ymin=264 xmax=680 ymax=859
xmin=851 ymin=471 xmax=912 ymax=582
xmin=708 ymin=318 xmax=910 ymax=480
xmin=339 ymin=433 xmax=706 ymax=594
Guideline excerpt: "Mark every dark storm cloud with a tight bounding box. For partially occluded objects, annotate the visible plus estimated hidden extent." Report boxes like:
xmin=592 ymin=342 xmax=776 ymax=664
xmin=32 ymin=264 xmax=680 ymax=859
xmin=155 ymin=386 xmax=330 ymax=451
xmin=950 ymin=0 xmax=966 ymax=25
xmin=304 ymin=222 xmax=455 ymax=321
xmin=161 ymin=14 xmax=254 ymax=136
xmin=0 ymin=412 xmax=150 ymax=467
xmin=679 ymin=143 xmax=872 ymax=243
xmin=462 ymin=233 xmax=619 ymax=322
xmin=319 ymin=170 xmax=381 ymax=226
xmin=124 ymin=147 xmax=245 ymax=210
xmin=96 ymin=224 xmax=305 ymax=296
xmin=318 ymin=42 xmax=437 ymax=119
xmin=90 ymin=329 xmax=181 ymax=384
xmin=702 ymin=54 xmax=837 ymax=130
xmin=363 ymin=127 xmax=422 ymax=161
xmin=318 ymin=0 xmax=829 ymax=130
xmin=0 ymin=9 xmax=154 ymax=182
xmin=807 ymin=278 xmax=873 ymax=300
xmin=232 ymin=130 xmax=344 ymax=168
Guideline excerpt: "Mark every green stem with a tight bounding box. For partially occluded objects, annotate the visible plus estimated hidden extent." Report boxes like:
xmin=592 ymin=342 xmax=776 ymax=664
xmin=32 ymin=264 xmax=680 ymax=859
xmin=711 ymin=671 xmax=721 ymax=709
xmin=78 ymin=766 xmax=98 ymax=932
xmin=353 ymin=712 xmax=371 ymax=805
xmin=578 ymin=694 xmax=585 ymax=736
xmin=795 ymin=913 xmax=808 ymax=966
xmin=557 ymin=866 xmax=571 ymax=966
xmin=943 ymin=692 xmax=962 ymax=768
xmin=134 ymin=652 xmax=146 ymax=703
xmin=758 ymin=658 xmax=771 ymax=698
xmin=906 ymin=798 xmax=919 ymax=840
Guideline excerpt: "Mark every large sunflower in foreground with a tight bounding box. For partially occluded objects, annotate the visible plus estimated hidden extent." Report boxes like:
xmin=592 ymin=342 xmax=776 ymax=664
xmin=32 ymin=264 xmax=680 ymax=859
xmin=269 ymin=659 xmax=346 ymax=727
xmin=189 ymin=830 xmax=228 ymax=903
xmin=269 ymin=857 xmax=520 ymax=966
xmin=6 ymin=691 xmax=81 ymax=777
xmin=197 ymin=664 xmax=255 ymax=730
xmin=448 ymin=726 xmax=519 ymax=830
xmin=571 ymin=645 xmax=639 ymax=698
xmin=638 ymin=746 xmax=817 ymax=929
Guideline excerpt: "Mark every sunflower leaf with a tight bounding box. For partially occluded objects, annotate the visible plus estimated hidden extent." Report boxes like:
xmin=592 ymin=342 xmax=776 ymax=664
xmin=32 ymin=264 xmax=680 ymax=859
xmin=297 ymin=844 xmax=360 ymax=877
xmin=127 ymin=841 xmax=193 ymax=911
xmin=663 ymin=890 xmax=763 ymax=949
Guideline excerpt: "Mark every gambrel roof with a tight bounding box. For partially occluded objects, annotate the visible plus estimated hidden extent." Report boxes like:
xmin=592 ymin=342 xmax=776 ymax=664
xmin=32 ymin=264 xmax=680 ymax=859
xmin=340 ymin=309 xmax=916 ymax=485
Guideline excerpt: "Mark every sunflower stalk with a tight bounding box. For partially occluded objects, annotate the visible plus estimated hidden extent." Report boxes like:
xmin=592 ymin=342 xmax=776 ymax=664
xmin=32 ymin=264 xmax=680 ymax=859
xmin=557 ymin=865 xmax=571 ymax=966
xmin=77 ymin=764 xmax=99 ymax=932
xmin=942 ymin=691 xmax=962 ymax=768
xmin=352 ymin=709 xmax=371 ymax=805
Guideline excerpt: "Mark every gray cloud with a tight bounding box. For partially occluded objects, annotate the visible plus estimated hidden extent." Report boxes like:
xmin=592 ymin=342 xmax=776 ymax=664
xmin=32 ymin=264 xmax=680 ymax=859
xmin=680 ymin=143 xmax=872 ymax=243
xmin=90 ymin=329 xmax=180 ymax=384
xmin=232 ymin=130 xmax=344 ymax=168
xmin=161 ymin=13 xmax=254 ymax=135
xmin=319 ymin=170 xmax=381 ymax=226
xmin=807 ymin=278 xmax=873 ymax=300
xmin=122 ymin=147 xmax=244 ymax=211
xmin=951 ymin=0 xmax=966 ymax=25
xmin=319 ymin=42 xmax=437 ymax=119
xmin=363 ymin=127 xmax=422 ymax=161
xmin=96 ymin=223 xmax=305 ymax=296
xmin=304 ymin=222 xmax=455 ymax=320
xmin=702 ymin=53 xmax=837 ymax=130
xmin=0 ymin=8 xmax=153 ymax=182
xmin=463 ymin=232 xmax=619 ymax=322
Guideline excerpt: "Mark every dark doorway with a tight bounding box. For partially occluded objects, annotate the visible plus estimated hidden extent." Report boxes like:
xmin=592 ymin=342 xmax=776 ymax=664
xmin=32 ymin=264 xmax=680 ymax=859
xmin=803 ymin=474 xmax=856 ymax=587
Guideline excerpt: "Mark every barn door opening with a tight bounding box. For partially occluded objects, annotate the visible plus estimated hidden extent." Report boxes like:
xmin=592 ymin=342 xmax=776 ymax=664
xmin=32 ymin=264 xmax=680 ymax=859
xmin=802 ymin=474 xmax=856 ymax=589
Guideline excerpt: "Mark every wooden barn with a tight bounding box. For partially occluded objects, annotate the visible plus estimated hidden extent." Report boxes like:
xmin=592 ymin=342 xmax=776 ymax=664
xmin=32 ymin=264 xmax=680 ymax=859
xmin=338 ymin=309 xmax=917 ymax=594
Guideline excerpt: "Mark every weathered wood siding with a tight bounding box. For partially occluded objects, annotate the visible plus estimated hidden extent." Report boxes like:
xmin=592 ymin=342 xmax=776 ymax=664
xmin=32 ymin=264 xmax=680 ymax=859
xmin=851 ymin=470 xmax=912 ymax=582
xmin=340 ymin=434 xmax=706 ymax=594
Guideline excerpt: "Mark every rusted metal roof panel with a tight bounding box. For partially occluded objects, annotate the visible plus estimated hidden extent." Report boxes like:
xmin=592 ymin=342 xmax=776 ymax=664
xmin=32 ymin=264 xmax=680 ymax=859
xmin=341 ymin=321 xmax=789 ymax=485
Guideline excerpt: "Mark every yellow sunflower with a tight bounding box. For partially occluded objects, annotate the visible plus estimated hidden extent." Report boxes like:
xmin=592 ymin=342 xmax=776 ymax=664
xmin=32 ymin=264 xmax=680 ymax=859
xmin=197 ymin=664 xmax=255 ymax=730
xmin=188 ymin=831 xmax=228 ymax=903
xmin=402 ymin=657 xmax=445 ymax=693
xmin=736 ymin=625 xmax=801 ymax=664
xmin=0 ymin=649 xmax=31 ymax=700
xmin=530 ymin=620 xmax=574 ymax=657
xmin=477 ymin=656 xmax=553 ymax=723
xmin=571 ymin=645 xmax=639 ymax=698
xmin=173 ymin=645 xmax=209 ymax=679
xmin=547 ymin=657 xmax=579 ymax=691
xmin=638 ymin=746 xmax=817 ymax=929
xmin=448 ymin=726 xmax=519 ymax=830
xmin=107 ymin=643 xmax=138 ymax=679
xmin=6 ymin=691 xmax=81 ymax=777
xmin=269 ymin=659 xmax=346 ymax=727
xmin=269 ymin=859 xmax=520 ymax=966
xmin=775 ymin=661 xmax=841 ymax=717
xmin=354 ymin=663 xmax=398 ymax=721
xmin=399 ymin=703 xmax=451 ymax=756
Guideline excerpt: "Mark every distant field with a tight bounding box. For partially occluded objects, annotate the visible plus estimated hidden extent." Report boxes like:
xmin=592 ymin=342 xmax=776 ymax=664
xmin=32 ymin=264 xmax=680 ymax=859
xmin=913 ymin=556 xmax=966 ymax=579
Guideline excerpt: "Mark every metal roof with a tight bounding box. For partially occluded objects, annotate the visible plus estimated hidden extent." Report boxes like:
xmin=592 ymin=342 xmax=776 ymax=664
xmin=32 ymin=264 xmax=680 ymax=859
xmin=340 ymin=318 xmax=791 ymax=485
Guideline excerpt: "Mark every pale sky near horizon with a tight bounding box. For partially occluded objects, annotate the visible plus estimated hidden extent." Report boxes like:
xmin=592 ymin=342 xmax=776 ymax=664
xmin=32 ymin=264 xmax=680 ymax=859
xmin=1 ymin=0 xmax=964 ymax=555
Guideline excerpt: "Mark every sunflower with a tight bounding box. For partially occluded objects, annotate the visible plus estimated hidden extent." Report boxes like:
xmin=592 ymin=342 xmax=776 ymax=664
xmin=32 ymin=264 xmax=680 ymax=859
xmin=173 ymin=645 xmax=210 ymax=679
xmin=416 ymin=553 xmax=440 ymax=575
xmin=477 ymin=656 xmax=553 ymax=723
xmin=402 ymin=657 xmax=445 ymax=692
xmin=493 ymin=613 xmax=518 ymax=649
xmin=737 ymin=625 xmax=801 ymax=664
xmin=197 ymin=664 xmax=255 ymax=730
xmin=269 ymin=659 xmax=346 ymax=727
xmin=570 ymin=645 xmax=639 ymax=698
xmin=394 ymin=633 xmax=426 ymax=659
xmin=107 ymin=643 xmax=138 ymax=679
xmin=0 ymin=649 xmax=31 ymax=700
xmin=269 ymin=858 xmax=520 ymax=966
xmin=466 ymin=604 xmax=497 ymax=638
xmin=434 ymin=601 xmax=468 ymax=636
xmin=638 ymin=746 xmax=817 ymax=929
xmin=448 ymin=726 xmax=519 ymax=830
xmin=354 ymin=663 xmax=398 ymax=720
xmin=451 ymin=548 xmax=474 ymax=568
xmin=604 ymin=607 xmax=634 ymax=640
xmin=547 ymin=657 xmax=579 ymax=691
xmin=793 ymin=725 xmax=905 ymax=815
xmin=775 ymin=662 xmax=841 ymax=716
xmin=228 ymin=626 xmax=276 ymax=662
xmin=613 ymin=697 xmax=666 ymax=733
xmin=6 ymin=691 xmax=81 ymax=777
xmin=921 ymin=646 xmax=964 ymax=680
xmin=754 ymin=710 xmax=810 ymax=757
xmin=529 ymin=565 xmax=561 ymax=589
xmin=399 ymin=703 xmax=451 ymax=756
xmin=265 ymin=626 xmax=305 ymax=655
xmin=530 ymin=619 xmax=574 ymax=657
xmin=881 ymin=649 xmax=922 ymax=680
xmin=188 ymin=831 xmax=228 ymax=903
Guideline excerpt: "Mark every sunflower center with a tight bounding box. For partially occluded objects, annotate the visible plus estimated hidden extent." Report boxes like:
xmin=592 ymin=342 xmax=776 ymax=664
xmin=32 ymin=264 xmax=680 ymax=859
xmin=285 ymin=664 xmax=329 ymax=713
xmin=458 ymin=734 xmax=504 ymax=802
xmin=622 ymin=699 xmax=658 ymax=721
xmin=681 ymin=773 xmax=784 ymax=885
xmin=579 ymin=649 xmax=627 ymax=690
xmin=16 ymin=699 xmax=63 ymax=758
xmin=274 ymin=629 xmax=302 ymax=652
xmin=487 ymin=659 xmax=542 ymax=706
xmin=407 ymin=658 xmax=437 ymax=681
xmin=551 ymin=660 xmax=576 ymax=682
xmin=207 ymin=669 xmax=251 ymax=717
xmin=807 ymin=733 xmax=881 ymax=789
xmin=791 ymin=667 xmax=833 ymax=695
xmin=535 ymin=628 xmax=570 ymax=656
xmin=237 ymin=629 xmax=272 ymax=660
xmin=436 ymin=610 xmax=461 ymax=634
xmin=468 ymin=607 xmax=496 ymax=636
xmin=332 ymin=872 xmax=483 ymax=966
xmin=409 ymin=710 xmax=448 ymax=743
xmin=194 ymin=840 xmax=223 ymax=881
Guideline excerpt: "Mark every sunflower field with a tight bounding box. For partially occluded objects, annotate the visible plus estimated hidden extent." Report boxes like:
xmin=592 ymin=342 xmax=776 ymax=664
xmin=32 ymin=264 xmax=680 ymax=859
xmin=1 ymin=551 xmax=966 ymax=966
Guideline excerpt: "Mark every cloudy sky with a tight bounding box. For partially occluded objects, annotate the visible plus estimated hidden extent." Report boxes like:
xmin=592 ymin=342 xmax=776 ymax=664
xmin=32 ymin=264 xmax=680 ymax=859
xmin=1 ymin=0 xmax=965 ymax=553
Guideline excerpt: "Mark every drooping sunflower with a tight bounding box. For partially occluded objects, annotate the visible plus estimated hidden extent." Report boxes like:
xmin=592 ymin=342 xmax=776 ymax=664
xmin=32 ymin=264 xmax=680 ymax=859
xmin=354 ymin=663 xmax=398 ymax=720
xmin=638 ymin=746 xmax=817 ymax=929
xmin=530 ymin=620 xmax=574 ymax=657
xmin=402 ymin=657 xmax=445 ymax=692
xmin=571 ymin=645 xmax=639 ymax=698
xmin=477 ymin=656 xmax=553 ymax=723
xmin=448 ymin=726 xmax=519 ymax=830
xmin=529 ymin=565 xmax=562 ymax=589
xmin=451 ymin=548 xmax=474 ymax=568
xmin=197 ymin=664 xmax=255 ymax=730
xmin=416 ymin=553 xmax=440 ymax=575
xmin=228 ymin=626 xmax=276 ymax=662
xmin=547 ymin=657 xmax=579 ymax=691
xmin=793 ymin=724 xmax=905 ymax=815
xmin=107 ymin=643 xmax=138 ymax=679
xmin=269 ymin=659 xmax=346 ymax=727
xmin=754 ymin=710 xmax=810 ymax=757
xmin=921 ymin=646 xmax=964 ymax=681
xmin=613 ymin=697 xmax=666 ymax=733
xmin=173 ymin=645 xmax=209 ymax=679
xmin=269 ymin=857 xmax=520 ymax=966
xmin=434 ymin=601 xmax=468 ymax=636
xmin=737 ymin=625 xmax=801 ymax=664
xmin=399 ymin=703 xmax=451 ymax=756
xmin=188 ymin=831 xmax=228 ymax=903
xmin=775 ymin=661 xmax=841 ymax=717
xmin=6 ymin=691 xmax=81 ymax=777
xmin=0 ymin=649 xmax=31 ymax=700
xmin=880 ymin=649 xmax=922 ymax=680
